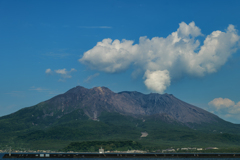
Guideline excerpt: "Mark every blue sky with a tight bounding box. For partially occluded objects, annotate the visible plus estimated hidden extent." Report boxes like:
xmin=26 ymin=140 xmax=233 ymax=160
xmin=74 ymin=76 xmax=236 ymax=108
xmin=1 ymin=0 xmax=240 ymax=123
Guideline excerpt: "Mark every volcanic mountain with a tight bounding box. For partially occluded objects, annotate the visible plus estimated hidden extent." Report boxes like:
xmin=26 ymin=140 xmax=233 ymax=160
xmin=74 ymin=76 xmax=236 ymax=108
xmin=41 ymin=86 xmax=218 ymax=124
xmin=1 ymin=86 xmax=240 ymax=151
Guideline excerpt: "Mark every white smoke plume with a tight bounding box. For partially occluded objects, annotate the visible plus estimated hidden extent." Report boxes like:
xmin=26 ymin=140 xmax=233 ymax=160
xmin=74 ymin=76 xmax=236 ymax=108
xmin=79 ymin=22 xmax=240 ymax=93
xmin=144 ymin=70 xmax=170 ymax=94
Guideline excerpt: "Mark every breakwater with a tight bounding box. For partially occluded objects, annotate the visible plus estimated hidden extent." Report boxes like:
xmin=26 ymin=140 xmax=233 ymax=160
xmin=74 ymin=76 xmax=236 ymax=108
xmin=3 ymin=153 xmax=240 ymax=158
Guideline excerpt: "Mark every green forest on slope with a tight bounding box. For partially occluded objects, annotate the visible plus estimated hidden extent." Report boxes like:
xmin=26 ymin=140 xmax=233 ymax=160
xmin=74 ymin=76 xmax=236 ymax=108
xmin=61 ymin=141 xmax=143 ymax=152
xmin=1 ymin=109 xmax=240 ymax=152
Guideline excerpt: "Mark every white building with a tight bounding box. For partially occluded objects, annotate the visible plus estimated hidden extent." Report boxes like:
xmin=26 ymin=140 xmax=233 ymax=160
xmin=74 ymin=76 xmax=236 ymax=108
xmin=205 ymin=147 xmax=218 ymax=150
xmin=99 ymin=147 xmax=104 ymax=154
xmin=162 ymin=149 xmax=175 ymax=153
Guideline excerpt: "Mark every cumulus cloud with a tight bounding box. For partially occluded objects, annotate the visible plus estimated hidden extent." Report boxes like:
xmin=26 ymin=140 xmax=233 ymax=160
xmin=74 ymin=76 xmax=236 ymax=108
xmin=79 ymin=22 xmax=240 ymax=93
xmin=45 ymin=68 xmax=77 ymax=81
xmin=208 ymin=98 xmax=240 ymax=120
xmin=80 ymin=38 xmax=138 ymax=73
xmin=208 ymin=98 xmax=235 ymax=110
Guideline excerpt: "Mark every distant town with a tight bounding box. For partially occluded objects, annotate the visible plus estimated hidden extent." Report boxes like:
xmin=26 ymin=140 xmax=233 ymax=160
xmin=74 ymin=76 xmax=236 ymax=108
xmin=0 ymin=147 xmax=219 ymax=154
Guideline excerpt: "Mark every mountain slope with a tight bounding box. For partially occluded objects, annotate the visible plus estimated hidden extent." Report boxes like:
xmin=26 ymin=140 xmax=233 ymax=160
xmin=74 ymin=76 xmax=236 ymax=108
xmin=0 ymin=86 xmax=240 ymax=151
xmin=26 ymin=86 xmax=220 ymax=125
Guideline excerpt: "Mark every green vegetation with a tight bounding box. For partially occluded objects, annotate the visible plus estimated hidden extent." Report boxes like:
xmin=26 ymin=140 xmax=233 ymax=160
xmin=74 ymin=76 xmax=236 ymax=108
xmin=1 ymin=108 xmax=240 ymax=152
xmin=61 ymin=141 xmax=143 ymax=152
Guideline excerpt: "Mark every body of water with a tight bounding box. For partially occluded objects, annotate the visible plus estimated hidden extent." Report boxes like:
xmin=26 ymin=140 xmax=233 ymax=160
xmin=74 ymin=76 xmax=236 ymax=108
xmin=0 ymin=153 xmax=239 ymax=160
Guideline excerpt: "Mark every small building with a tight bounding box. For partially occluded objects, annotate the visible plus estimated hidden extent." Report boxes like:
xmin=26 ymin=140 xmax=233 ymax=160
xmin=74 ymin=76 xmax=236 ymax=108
xmin=99 ymin=147 xmax=104 ymax=154
xmin=162 ymin=149 xmax=175 ymax=153
xmin=126 ymin=150 xmax=146 ymax=153
xmin=181 ymin=148 xmax=188 ymax=151
xmin=205 ymin=147 xmax=218 ymax=150
xmin=197 ymin=148 xmax=203 ymax=151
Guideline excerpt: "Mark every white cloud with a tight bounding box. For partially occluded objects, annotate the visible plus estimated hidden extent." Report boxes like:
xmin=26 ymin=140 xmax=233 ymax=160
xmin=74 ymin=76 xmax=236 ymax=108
xmin=208 ymin=98 xmax=240 ymax=120
xmin=208 ymin=98 xmax=235 ymax=110
xmin=235 ymin=102 xmax=240 ymax=107
xmin=80 ymin=38 xmax=138 ymax=73
xmin=85 ymin=73 xmax=100 ymax=82
xmin=55 ymin=68 xmax=67 ymax=75
xmin=144 ymin=70 xmax=170 ymax=94
xmin=79 ymin=22 xmax=240 ymax=93
xmin=55 ymin=68 xmax=77 ymax=79
xmin=229 ymin=101 xmax=240 ymax=114
xmin=45 ymin=68 xmax=77 ymax=81
xmin=177 ymin=21 xmax=203 ymax=37
xmin=45 ymin=68 xmax=52 ymax=74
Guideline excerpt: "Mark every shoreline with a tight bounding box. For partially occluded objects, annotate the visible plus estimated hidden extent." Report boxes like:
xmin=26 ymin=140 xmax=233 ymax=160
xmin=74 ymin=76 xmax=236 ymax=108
xmin=3 ymin=153 xmax=240 ymax=158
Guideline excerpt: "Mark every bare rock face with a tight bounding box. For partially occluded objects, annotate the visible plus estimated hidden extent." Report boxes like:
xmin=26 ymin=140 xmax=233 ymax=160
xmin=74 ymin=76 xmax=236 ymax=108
xmin=36 ymin=86 xmax=219 ymax=125
xmin=117 ymin=91 xmax=218 ymax=124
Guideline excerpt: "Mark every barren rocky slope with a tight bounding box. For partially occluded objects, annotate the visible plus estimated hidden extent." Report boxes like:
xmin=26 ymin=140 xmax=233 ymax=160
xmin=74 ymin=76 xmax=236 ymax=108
xmin=36 ymin=86 xmax=219 ymax=124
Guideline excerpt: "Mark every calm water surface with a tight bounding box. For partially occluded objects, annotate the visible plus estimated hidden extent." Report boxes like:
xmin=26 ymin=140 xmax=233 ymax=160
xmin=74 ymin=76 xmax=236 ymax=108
xmin=0 ymin=153 xmax=237 ymax=160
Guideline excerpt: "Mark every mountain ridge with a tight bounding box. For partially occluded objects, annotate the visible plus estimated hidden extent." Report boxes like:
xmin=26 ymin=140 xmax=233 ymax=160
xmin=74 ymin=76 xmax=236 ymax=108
xmin=38 ymin=85 xmax=219 ymax=125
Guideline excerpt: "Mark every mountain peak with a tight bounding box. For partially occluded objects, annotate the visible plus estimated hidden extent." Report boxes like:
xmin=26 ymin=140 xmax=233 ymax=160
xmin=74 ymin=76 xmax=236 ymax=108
xmin=65 ymin=86 xmax=87 ymax=94
xmin=90 ymin=86 xmax=114 ymax=95
xmin=38 ymin=86 xmax=219 ymax=125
